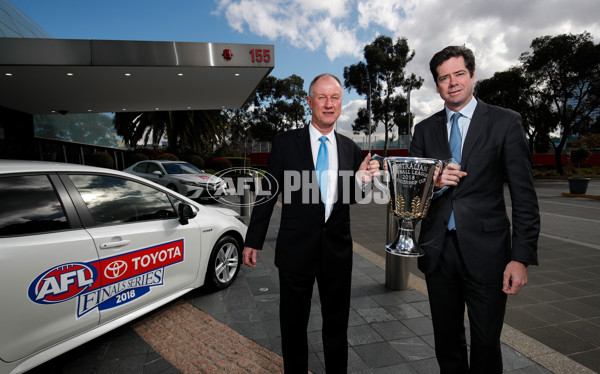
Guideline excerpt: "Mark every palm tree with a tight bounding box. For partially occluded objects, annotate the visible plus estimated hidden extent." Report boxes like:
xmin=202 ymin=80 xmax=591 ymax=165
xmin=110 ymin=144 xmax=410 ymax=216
xmin=114 ymin=110 xmax=227 ymax=154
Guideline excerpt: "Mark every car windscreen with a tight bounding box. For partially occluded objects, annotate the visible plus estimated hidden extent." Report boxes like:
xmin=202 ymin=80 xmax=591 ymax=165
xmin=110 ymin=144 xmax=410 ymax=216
xmin=163 ymin=163 xmax=202 ymax=175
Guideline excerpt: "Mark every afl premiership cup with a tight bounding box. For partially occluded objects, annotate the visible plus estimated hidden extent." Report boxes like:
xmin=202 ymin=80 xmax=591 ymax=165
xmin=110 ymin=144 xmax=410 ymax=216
xmin=373 ymin=156 xmax=443 ymax=257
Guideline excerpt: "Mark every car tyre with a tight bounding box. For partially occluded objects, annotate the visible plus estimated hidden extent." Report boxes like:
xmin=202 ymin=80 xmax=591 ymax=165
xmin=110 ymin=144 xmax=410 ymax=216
xmin=166 ymin=184 xmax=178 ymax=193
xmin=205 ymin=235 xmax=241 ymax=290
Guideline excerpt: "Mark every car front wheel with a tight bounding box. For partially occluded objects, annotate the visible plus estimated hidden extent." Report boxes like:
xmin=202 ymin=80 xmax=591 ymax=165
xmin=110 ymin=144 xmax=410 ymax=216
xmin=205 ymin=235 xmax=241 ymax=290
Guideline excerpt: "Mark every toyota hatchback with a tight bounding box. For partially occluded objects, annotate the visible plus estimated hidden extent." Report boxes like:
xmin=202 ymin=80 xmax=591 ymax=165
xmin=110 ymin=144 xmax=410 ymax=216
xmin=0 ymin=160 xmax=246 ymax=374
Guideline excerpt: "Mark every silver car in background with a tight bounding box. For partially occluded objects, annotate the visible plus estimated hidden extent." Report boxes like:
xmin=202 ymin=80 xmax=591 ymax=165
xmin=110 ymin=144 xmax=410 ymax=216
xmin=123 ymin=160 xmax=225 ymax=200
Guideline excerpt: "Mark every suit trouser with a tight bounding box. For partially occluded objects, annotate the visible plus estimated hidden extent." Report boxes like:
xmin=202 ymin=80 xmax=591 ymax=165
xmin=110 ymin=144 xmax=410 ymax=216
xmin=425 ymin=230 xmax=507 ymax=374
xmin=278 ymin=269 xmax=351 ymax=374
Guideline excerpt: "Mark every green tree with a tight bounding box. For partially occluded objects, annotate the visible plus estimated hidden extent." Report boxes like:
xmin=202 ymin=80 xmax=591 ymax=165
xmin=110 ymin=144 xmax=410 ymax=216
xmin=343 ymin=35 xmax=423 ymax=154
xmin=475 ymin=67 xmax=558 ymax=154
xmin=402 ymin=73 xmax=424 ymax=136
xmin=245 ymin=74 xmax=308 ymax=143
xmin=113 ymin=110 xmax=226 ymax=155
xmin=519 ymin=32 xmax=600 ymax=175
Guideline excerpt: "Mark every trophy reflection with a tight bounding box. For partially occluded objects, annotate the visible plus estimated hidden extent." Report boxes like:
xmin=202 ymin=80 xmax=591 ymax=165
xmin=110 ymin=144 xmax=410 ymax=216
xmin=373 ymin=156 xmax=442 ymax=257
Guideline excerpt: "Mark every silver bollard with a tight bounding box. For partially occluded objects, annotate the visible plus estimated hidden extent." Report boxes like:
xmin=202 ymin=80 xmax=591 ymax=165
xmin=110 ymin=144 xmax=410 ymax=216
xmin=385 ymin=210 xmax=409 ymax=290
xmin=239 ymin=172 xmax=256 ymax=222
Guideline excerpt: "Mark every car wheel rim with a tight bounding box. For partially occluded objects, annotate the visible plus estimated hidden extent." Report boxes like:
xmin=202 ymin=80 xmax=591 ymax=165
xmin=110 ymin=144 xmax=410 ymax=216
xmin=214 ymin=242 xmax=238 ymax=283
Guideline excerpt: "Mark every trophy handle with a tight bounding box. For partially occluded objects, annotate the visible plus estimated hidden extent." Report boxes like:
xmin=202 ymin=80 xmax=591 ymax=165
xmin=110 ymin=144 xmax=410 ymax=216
xmin=370 ymin=154 xmax=389 ymax=197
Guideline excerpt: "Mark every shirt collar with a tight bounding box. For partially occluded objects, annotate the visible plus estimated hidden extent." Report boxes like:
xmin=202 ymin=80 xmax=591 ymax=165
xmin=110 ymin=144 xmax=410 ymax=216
xmin=309 ymin=123 xmax=335 ymax=144
xmin=445 ymin=96 xmax=477 ymax=121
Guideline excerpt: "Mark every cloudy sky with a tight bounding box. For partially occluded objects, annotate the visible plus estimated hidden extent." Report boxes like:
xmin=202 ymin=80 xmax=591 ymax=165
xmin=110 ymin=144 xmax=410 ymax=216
xmin=12 ymin=0 xmax=599 ymax=141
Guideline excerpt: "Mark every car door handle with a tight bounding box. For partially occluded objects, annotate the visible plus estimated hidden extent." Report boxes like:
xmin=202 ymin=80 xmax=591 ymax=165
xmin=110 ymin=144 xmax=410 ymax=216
xmin=100 ymin=240 xmax=130 ymax=249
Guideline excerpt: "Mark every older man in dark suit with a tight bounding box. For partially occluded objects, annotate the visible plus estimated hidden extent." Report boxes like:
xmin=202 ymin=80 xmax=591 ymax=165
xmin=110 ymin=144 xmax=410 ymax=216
xmin=410 ymin=46 xmax=540 ymax=373
xmin=243 ymin=73 xmax=379 ymax=373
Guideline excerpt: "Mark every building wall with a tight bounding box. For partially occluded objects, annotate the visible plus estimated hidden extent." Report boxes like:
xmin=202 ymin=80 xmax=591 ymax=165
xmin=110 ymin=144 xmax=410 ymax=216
xmin=0 ymin=0 xmax=52 ymax=38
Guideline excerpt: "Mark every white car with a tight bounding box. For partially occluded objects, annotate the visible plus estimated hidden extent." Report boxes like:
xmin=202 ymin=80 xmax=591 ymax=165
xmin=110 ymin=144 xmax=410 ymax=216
xmin=0 ymin=160 xmax=246 ymax=374
xmin=123 ymin=160 xmax=225 ymax=200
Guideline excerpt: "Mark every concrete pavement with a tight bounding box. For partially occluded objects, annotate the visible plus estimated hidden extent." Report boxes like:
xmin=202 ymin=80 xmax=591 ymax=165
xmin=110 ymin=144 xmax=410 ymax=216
xmin=29 ymin=179 xmax=599 ymax=373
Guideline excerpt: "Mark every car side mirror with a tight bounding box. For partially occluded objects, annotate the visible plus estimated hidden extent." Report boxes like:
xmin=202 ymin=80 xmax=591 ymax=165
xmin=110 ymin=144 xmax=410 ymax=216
xmin=152 ymin=170 xmax=164 ymax=177
xmin=178 ymin=203 xmax=196 ymax=225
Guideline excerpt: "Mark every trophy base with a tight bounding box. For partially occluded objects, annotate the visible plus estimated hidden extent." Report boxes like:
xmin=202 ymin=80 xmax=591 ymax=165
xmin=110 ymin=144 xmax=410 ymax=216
xmin=386 ymin=231 xmax=425 ymax=257
xmin=385 ymin=245 xmax=425 ymax=257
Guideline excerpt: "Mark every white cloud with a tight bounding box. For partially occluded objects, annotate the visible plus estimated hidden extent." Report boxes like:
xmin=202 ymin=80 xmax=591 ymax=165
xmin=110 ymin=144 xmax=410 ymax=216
xmin=214 ymin=0 xmax=363 ymax=60
xmin=299 ymin=0 xmax=350 ymax=19
xmin=215 ymin=0 xmax=599 ymax=132
xmin=357 ymin=0 xmax=405 ymax=31
xmin=337 ymin=99 xmax=364 ymax=138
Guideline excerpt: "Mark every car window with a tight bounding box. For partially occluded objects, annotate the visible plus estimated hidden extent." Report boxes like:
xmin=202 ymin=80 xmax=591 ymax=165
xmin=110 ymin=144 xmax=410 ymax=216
xmin=146 ymin=163 xmax=162 ymax=174
xmin=68 ymin=174 xmax=178 ymax=226
xmin=133 ymin=162 xmax=149 ymax=173
xmin=0 ymin=175 xmax=69 ymax=236
xmin=162 ymin=163 xmax=182 ymax=174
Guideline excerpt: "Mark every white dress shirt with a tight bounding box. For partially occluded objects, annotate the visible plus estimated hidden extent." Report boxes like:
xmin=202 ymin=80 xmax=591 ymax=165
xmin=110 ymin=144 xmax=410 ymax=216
xmin=445 ymin=96 xmax=478 ymax=150
xmin=309 ymin=124 xmax=338 ymax=221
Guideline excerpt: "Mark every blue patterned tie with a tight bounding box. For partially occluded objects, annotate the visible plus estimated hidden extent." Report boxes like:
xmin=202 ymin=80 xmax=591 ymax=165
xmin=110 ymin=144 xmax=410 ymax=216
xmin=316 ymin=136 xmax=329 ymax=204
xmin=448 ymin=113 xmax=462 ymax=230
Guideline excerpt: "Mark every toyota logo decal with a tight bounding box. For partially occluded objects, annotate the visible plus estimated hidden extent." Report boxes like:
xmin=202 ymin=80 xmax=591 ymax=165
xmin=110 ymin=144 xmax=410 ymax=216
xmin=104 ymin=260 xmax=128 ymax=279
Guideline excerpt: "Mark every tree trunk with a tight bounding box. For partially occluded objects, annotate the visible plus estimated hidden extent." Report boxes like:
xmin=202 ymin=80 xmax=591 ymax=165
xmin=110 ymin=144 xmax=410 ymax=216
xmin=383 ymin=130 xmax=389 ymax=156
xmin=554 ymin=147 xmax=564 ymax=175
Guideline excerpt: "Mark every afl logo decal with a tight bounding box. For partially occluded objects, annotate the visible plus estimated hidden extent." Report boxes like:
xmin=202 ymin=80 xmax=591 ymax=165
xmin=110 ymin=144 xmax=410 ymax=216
xmin=104 ymin=260 xmax=127 ymax=279
xmin=28 ymin=262 xmax=98 ymax=304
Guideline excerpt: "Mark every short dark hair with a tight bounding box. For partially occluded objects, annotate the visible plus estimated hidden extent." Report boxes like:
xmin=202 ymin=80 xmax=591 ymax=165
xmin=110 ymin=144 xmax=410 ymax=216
xmin=308 ymin=73 xmax=342 ymax=97
xmin=429 ymin=45 xmax=476 ymax=83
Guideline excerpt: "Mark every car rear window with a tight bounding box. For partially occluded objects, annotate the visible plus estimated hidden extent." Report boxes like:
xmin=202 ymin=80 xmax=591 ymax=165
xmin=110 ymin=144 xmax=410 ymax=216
xmin=0 ymin=175 xmax=69 ymax=236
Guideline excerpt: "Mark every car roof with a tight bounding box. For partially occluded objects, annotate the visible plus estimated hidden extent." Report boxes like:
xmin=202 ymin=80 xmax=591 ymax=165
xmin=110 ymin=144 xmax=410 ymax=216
xmin=135 ymin=160 xmax=198 ymax=168
xmin=0 ymin=160 xmax=132 ymax=177
xmin=144 ymin=160 xmax=188 ymax=164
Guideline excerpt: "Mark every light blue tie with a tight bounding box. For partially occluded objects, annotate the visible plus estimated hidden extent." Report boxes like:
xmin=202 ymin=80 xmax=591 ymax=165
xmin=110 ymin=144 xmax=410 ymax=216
xmin=448 ymin=113 xmax=462 ymax=230
xmin=316 ymin=136 xmax=329 ymax=204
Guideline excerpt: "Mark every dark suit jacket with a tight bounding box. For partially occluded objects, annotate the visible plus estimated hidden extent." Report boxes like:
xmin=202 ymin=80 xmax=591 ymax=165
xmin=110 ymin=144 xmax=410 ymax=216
xmin=410 ymin=99 xmax=540 ymax=284
xmin=244 ymin=126 xmax=363 ymax=276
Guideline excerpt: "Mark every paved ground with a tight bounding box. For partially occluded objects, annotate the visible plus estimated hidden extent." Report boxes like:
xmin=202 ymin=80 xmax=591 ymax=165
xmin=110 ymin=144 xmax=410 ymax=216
xmin=29 ymin=178 xmax=599 ymax=373
xmin=349 ymin=178 xmax=600 ymax=373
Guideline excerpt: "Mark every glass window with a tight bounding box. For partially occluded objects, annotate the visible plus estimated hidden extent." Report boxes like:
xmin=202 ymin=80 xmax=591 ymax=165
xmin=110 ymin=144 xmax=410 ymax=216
xmin=0 ymin=175 xmax=69 ymax=236
xmin=68 ymin=174 xmax=178 ymax=226
xmin=163 ymin=162 xmax=202 ymax=175
xmin=133 ymin=162 xmax=148 ymax=173
xmin=146 ymin=163 xmax=162 ymax=174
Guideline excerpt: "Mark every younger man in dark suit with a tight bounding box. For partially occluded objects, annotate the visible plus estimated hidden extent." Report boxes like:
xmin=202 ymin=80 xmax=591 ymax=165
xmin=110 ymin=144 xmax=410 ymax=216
xmin=410 ymin=46 xmax=540 ymax=373
xmin=243 ymin=73 xmax=380 ymax=373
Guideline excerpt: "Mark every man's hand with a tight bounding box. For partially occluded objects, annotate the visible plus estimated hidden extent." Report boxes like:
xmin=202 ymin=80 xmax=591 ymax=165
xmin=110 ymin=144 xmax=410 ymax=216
xmin=435 ymin=163 xmax=467 ymax=189
xmin=243 ymin=247 xmax=258 ymax=267
xmin=357 ymin=153 xmax=381 ymax=183
xmin=503 ymin=260 xmax=527 ymax=295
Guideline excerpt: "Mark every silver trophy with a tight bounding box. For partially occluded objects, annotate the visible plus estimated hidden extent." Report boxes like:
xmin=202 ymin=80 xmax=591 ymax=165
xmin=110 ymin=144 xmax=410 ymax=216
xmin=372 ymin=156 xmax=443 ymax=257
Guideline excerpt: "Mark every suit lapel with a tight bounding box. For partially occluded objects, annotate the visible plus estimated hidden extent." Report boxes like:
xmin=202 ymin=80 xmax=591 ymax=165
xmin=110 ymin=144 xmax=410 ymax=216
xmin=296 ymin=126 xmax=315 ymax=171
xmin=432 ymin=110 xmax=452 ymax=160
xmin=333 ymin=132 xmax=354 ymax=210
xmin=335 ymin=132 xmax=352 ymax=172
xmin=461 ymin=100 xmax=488 ymax=167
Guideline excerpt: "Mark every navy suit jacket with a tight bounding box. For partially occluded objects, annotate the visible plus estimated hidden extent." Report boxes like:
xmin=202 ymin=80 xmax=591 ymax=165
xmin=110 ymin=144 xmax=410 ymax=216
xmin=244 ymin=126 xmax=363 ymax=276
xmin=410 ymin=99 xmax=540 ymax=284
